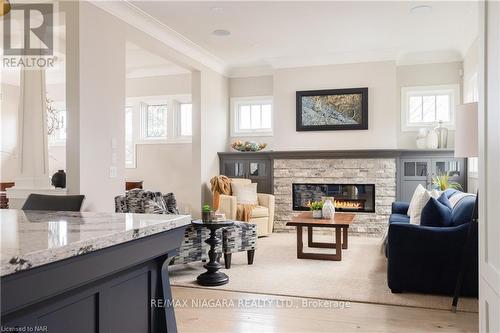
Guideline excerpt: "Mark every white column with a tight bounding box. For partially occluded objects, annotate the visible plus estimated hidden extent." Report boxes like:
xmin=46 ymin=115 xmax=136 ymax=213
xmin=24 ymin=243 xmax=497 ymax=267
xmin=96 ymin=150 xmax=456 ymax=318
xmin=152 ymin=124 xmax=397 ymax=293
xmin=6 ymin=69 xmax=65 ymax=208
xmin=479 ymin=1 xmax=500 ymax=332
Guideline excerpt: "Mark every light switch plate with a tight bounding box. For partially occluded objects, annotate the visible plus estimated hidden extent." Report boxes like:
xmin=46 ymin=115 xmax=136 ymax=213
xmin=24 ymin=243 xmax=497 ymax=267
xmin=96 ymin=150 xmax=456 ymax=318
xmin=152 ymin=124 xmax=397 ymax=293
xmin=109 ymin=166 xmax=117 ymax=178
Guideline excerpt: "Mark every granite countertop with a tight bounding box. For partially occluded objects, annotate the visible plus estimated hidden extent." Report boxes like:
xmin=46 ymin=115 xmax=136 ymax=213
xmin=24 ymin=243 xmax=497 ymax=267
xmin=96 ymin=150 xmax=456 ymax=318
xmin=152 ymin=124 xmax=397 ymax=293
xmin=0 ymin=209 xmax=191 ymax=277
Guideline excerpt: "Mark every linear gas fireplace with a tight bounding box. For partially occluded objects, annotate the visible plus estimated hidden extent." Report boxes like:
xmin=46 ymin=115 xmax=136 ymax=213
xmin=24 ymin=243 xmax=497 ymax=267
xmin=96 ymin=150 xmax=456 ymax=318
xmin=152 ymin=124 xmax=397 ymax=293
xmin=292 ymin=183 xmax=375 ymax=213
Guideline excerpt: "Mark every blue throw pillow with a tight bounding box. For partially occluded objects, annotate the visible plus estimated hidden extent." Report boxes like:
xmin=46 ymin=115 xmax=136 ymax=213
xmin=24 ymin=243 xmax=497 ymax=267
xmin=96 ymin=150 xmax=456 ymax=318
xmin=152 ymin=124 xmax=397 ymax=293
xmin=421 ymin=193 xmax=453 ymax=227
xmin=437 ymin=192 xmax=453 ymax=210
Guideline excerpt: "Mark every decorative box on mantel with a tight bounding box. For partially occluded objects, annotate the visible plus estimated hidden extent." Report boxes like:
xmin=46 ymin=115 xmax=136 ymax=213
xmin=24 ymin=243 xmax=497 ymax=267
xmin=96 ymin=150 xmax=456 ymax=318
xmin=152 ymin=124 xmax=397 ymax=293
xmin=218 ymin=150 xmax=467 ymax=236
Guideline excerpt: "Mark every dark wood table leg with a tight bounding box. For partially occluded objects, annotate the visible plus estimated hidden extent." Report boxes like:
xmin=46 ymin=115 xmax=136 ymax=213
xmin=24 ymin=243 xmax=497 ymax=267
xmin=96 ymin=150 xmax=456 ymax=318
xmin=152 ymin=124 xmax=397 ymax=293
xmin=307 ymin=226 xmax=345 ymax=250
xmin=296 ymin=226 xmax=342 ymax=261
xmin=342 ymin=226 xmax=348 ymax=249
xmin=335 ymin=226 xmax=342 ymax=261
xmin=297 ymin=226 xmax=303 ymax=258
xmin=307 ymin=226 xmax=313 ymax=246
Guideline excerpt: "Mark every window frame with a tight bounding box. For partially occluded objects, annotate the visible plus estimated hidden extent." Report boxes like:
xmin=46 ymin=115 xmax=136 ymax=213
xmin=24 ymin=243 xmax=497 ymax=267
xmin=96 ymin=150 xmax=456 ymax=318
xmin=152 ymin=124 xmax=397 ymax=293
xmin=231 ymin=96 xmax=274 ymax=137
xmin=139 ymin=100 xmax=168 ymax=141
xmin=47 ymin=101 xmax=67 ymax=147
xmin=176 ymin=102 xmax=193 ymax=139
xmin=129 ymin=95 xmax=192 ymax=144
xmin=125 ymin=105 xmax=136 ymax=169
xmin=401 ymin=84 xmax=460 ymax=132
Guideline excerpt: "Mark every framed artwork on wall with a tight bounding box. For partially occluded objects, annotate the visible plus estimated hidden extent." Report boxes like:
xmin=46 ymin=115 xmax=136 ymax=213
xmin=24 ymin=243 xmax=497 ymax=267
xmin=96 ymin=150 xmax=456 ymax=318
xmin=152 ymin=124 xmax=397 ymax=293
xmin=296 ymin=88 xmax=368 ymax=131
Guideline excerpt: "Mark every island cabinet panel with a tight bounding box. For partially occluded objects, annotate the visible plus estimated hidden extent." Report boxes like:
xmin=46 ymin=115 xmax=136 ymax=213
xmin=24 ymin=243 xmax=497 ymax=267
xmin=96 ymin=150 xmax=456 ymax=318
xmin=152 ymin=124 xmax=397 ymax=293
xmin=37 ymin=295 xmax=98 ymax=333
xmin=1 ymin=226 xmax=187 ymax=333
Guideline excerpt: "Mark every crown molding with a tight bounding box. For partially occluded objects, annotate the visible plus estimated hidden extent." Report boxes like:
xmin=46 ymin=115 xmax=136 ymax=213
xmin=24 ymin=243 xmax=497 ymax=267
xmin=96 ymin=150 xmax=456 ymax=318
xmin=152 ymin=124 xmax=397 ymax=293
xmin=227 ymin=65 xmax=274 ymax=78
xmin=89 ymin=0 xmax=228 ymax=75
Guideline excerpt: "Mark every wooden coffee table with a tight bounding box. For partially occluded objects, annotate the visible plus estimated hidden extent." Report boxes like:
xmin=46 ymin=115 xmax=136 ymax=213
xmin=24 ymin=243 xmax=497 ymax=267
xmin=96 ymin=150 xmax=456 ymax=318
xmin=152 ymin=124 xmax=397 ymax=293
xmin=286 ymin=212 xmax=355 ymax=261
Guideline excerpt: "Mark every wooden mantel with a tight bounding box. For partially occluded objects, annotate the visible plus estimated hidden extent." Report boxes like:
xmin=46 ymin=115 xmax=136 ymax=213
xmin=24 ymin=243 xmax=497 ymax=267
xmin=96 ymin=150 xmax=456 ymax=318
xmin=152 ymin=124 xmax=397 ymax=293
xmin=218 ymin=149 xmax=456 ymax=160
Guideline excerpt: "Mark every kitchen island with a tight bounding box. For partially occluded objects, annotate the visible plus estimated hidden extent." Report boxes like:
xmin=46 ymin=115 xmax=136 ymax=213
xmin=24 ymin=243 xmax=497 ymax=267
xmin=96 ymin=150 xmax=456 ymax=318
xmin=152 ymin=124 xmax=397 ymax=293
xmin=0 ymin=209 xmax=191 ymax=333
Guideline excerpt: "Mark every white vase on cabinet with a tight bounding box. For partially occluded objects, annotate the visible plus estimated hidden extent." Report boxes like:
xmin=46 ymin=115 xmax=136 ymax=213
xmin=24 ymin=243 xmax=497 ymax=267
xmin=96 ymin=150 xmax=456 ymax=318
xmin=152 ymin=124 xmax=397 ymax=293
xmin=426 ymin=130 xmax=439 ymax=149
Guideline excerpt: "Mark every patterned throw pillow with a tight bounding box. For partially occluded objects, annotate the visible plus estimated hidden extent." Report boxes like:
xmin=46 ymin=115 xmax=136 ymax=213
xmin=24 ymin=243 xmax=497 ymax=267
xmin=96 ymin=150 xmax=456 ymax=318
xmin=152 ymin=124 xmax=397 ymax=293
xmin=232 ymin=183 xmax=258 ymax=205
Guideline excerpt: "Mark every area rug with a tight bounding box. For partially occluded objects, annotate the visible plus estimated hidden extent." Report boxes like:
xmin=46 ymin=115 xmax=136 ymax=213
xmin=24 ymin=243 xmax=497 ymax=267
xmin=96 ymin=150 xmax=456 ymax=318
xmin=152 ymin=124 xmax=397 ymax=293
xmin=169 ymin=232 xmax=478 ymax=312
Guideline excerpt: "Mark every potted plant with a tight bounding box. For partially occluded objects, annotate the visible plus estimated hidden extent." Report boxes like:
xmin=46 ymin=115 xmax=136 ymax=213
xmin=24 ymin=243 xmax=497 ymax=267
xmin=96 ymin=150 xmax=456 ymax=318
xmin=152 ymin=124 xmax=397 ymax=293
xmin=432 ymin=173 xmax=463 ymax=191
xmin=310 ymin=201 xmax=324 ymax=219
xmin=202 ymin=204 xmax=213 ymax=222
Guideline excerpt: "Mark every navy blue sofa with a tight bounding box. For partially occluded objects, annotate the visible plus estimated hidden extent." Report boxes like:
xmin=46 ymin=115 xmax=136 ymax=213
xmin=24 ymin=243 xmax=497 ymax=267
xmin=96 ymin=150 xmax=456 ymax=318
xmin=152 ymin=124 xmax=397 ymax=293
xmin=386 ymin=189 xmax=478 ymax=296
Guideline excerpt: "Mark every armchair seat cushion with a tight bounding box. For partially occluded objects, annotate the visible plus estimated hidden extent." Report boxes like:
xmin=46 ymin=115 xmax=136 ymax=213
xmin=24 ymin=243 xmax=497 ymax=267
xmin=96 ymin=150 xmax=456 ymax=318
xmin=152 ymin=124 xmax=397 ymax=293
xmin=251 ymin=206 xmax=269 ymax=218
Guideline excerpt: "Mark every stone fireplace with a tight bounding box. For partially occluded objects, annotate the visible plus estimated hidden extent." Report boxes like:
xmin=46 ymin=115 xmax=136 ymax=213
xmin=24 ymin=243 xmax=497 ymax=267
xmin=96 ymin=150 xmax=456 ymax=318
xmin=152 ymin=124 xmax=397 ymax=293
xmin=273 ymin=158 xmax=397 ymax=236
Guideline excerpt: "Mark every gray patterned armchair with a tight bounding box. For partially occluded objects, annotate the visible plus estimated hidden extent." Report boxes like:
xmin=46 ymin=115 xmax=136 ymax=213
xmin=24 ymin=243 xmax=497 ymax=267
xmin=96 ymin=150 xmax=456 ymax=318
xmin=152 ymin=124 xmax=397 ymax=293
xmin=115 ymin=189 xmax=257 ymax=268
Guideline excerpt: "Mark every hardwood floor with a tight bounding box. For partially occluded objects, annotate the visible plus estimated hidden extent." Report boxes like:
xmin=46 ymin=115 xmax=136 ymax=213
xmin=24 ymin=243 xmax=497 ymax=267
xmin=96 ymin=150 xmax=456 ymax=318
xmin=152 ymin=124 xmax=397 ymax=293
xmin=172 ymin=286 xmax=478 ymax=333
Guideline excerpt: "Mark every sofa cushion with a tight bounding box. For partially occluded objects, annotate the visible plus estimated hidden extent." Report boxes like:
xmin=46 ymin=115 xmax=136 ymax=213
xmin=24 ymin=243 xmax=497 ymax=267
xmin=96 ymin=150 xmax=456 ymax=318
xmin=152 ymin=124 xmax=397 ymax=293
xmin=451 ymin=195 xmax=476 ymax=226
xmin=437 ymin=192 xmax=453 ymax=210
xmin=389 ymin=213 xmax=410 ymax=224
xmin=444 ymin=188 xmax=459 ymax=199
xmin=251 ymin=205 xmax=269 ymax=218
xmin=420 ymin=193 xmax=453 ymax=227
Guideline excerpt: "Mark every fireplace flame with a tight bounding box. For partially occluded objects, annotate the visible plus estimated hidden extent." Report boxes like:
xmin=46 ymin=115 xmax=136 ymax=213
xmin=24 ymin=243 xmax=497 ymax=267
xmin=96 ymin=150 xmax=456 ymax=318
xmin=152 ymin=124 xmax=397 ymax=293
xmin=334 ymin=200 xmax=362 ymax=209
xmin=305 ymin=200 xmax=363 ymax=210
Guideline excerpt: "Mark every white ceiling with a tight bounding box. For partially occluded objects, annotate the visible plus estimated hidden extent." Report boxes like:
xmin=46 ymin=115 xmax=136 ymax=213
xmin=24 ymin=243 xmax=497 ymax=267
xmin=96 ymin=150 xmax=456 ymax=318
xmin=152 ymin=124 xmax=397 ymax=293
xmin=126 ymin=42 xmax=190 ymax=78
xmin=131 ymin=1 xmax=478 ymax=75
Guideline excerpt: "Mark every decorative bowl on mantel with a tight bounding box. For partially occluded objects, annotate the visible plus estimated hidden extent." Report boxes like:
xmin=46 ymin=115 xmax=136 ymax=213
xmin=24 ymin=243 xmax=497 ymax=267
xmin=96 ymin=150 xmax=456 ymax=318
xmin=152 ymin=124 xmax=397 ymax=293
xmin=231 ymin=140 xmax=267 ymax=152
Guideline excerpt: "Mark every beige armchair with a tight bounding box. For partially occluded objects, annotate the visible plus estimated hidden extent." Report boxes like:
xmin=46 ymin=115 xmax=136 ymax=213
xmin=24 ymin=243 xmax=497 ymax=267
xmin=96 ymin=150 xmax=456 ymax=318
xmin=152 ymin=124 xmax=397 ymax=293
xmin=217 ymin=178 xmax=275 ymax=237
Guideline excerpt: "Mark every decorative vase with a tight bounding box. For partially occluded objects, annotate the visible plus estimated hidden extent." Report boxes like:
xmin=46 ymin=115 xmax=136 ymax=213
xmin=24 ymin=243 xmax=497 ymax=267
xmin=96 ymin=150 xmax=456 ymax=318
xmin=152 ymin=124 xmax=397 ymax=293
xmin=426 ymin=130 xmax=439 ymax=149
xmin=434 ymin=121 xmax=449 ymax=148
xmin=416 ymin=128 xmax=428 ymax=149
xmin=312 ymin=210 xmax=322 ymax=219
xmin=51 ymin=170 xmax=66 ymax=188
xmin=322 ymin=198 xmax=335 ymax=219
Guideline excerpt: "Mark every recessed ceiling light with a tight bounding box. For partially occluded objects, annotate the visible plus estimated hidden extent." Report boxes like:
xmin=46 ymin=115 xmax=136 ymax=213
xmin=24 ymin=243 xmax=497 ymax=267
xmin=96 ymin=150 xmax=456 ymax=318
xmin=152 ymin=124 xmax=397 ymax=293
xmin=210 ymin=6 xmax=223 ymax=12
xmin=410 ymin=5 xmax=432 ymax=14
xmin=212 ymin=29 xmax=231 ymax=37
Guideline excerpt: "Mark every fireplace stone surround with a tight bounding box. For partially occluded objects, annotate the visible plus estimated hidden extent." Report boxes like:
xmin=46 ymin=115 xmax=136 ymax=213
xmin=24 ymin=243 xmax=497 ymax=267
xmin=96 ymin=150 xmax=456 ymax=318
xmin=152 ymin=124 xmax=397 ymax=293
xmin=218 ymin=149 xmax=461 ymax=237
xmin=274 ymin=158 xmax=397 ymax=236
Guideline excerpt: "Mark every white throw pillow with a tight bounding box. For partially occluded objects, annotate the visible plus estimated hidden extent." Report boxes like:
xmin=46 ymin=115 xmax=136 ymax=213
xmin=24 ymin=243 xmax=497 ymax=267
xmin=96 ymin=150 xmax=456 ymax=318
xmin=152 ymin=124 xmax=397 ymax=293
xmin=407 ymin=184 xmax=426 ymax=217
xmin=408 ymin=185 xmax=440 ymax=225
xmin=232 ymin=182 xmax=258 ymax=205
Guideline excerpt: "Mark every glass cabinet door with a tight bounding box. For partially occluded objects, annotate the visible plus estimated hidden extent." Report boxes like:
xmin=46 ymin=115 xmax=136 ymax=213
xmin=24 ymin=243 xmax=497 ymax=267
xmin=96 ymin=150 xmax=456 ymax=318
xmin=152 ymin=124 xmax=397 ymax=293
xmin=402 ymin=160 xmax=429 ymax=179
xmin=433 ymin=159 xmax=461 ymax=178
xmin=223 ymin=161 xmax=246 ymax=178
xmin=248 ymin=161 xmax=268 ymax=178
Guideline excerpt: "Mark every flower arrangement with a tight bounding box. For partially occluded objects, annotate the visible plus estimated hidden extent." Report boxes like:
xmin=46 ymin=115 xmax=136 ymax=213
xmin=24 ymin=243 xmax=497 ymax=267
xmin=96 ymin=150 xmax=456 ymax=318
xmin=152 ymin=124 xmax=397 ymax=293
xmin=231 ymin=140 xmax=267 ymax=152
xmin=309 ymin=201 xmax=324 ymax=218
xmin=309 ymin=201 xmax=324 ymax=211
xmin=432 ymin=173 xmax=463 ymax=191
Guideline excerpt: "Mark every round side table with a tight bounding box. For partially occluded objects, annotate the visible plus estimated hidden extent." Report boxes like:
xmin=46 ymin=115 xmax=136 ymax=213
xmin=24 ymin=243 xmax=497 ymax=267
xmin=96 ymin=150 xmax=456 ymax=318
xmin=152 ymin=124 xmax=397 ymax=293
xmin=192 ymin=220 xmax=234 ymax=286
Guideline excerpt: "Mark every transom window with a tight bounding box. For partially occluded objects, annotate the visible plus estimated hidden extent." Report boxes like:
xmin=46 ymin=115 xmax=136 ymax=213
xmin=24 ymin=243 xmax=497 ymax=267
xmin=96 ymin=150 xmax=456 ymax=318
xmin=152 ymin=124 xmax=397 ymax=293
xmin=401 ymin=85 xmax=460 ymax=131
xmin=231 ymin=96 xmax=273 ymax=136
xmin=179 ymin=103 xmax=192 ymax=136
